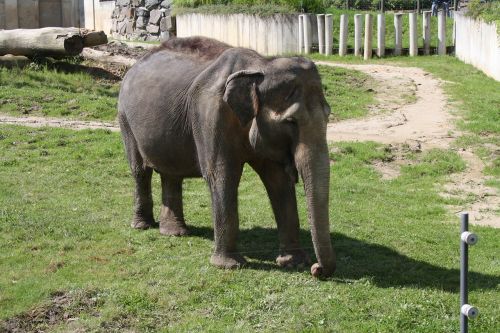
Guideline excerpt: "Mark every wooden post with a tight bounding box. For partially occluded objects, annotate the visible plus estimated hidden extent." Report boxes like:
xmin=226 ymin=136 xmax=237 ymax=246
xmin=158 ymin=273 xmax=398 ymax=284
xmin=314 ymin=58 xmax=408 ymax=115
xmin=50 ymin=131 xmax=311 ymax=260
xmin=317 ymin=14 xmax=325 ymax=54
xmin=423 ymin=11 xmax=431 ymax=55
xmin=325 ymin=14 xmax=333 ymax=56
xmin=298 ymin=15 xmax=304 ymax=53
xmin=381 ymin=0 xmax=385 ymax=13
xmin=5 ymin=0 xmax=18 ymax=29
xmin=438 ymin=10 xmax=446 ymax=55
xmin=377 ymin=13 xmax=385 ymax=57
xmin=394 ymin=13 xmax=402 ymax=56
xmin=417 ymin=0 xmax=421 ymax=14
xmin=354 ymin=14 xmax=363 ymax=56
xmin=364 ymin=14 xmax=373 ymax=60
xmin=303 ymin=14 xmax=311 ymax=55
xmin=409 ymin=12 xmax=418 ymax=56
xmin=17 ymin=0 xmax=39 ymax=29
xmin=339 ymin=14 xmax=348 ymax=56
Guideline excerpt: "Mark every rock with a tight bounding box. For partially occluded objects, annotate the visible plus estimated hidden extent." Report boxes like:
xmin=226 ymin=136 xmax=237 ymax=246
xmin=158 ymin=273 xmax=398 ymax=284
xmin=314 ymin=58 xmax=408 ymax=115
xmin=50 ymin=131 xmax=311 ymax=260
xmin=112 ymin=7 xmax=121 ymax=19
xmin=146 ymin=34 xmax=160 ymax=42
xmin=131 ymin=0 xmax=142 ymax=6
xmin=136 ymin=16 xmax=148 ymax=29
xmin=118 ymin=21 xmax=128 ymax=35
xmin=116 ymin=0 xmax=131 ymax=6
xmin=160 ymin=0 xmax=173 ymax=8
xmin=126 ymin=20 xmax=135 ymax=34
xmin=127 ymin=7 xmax=135 ymax=19
xmin=149 ymin=9 xmax=162 ymax=25
xmin=159 ymin=17 xmax=171 ymax=32
xmin=136 ymin=7 xmax=149 ymax=17
xmin=118 ymin=7 xmax=128 ymax=21
xmin=145 ymin=0 xmax=160 ymax=10
xmin=146 ymin=24 xmax=160 ymax=34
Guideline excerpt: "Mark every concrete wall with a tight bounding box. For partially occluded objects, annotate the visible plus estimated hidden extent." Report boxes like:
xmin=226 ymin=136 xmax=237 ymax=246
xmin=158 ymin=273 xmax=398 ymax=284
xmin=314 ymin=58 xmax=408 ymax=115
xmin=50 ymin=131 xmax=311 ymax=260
xmin=84 ymin=0 xmax=114 ymax=33
xmin=455 ymin=12 xmax=500 ymax=81
xmin=0 ymin=0 xmax=114 ymax=32
xmin=177 ymin=13 xmax=318 ymax=56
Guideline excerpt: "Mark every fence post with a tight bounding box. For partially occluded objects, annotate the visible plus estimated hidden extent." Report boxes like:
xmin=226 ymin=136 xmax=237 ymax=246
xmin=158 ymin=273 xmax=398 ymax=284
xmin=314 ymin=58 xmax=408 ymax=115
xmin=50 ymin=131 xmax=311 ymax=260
xmin=5 ymin=0 xmax=19 ymax=29
xmin=354 ymin=13 xmax=363 ymax=56
xmin=364 ymin=14 xmax=373 ymax=60
xmin=325 ymin=14 xmax=333 ymax=56
xmin=298 ymin=15 xmax=304 ymax=53
xmin=339 ymin=14 xmax=348 ymax=56
xmin=377 ymin=13 xmax=385 ymax=57
xmin=423 ymin=10 xmax=431 ymax=55
xmin=409 ymin=12 xmax=418 ymax=56
xmin=303 ymin=14 xmax=311 ymax=54
xmin=460 ymin=213 xmax=479 ymax=333
xmin=317 ymin=14 xmax=325 ymax=54
xmin=438 ymin=10 xmax=446 ymax=55
xmin=394 ymin=13 xmax=402 ymax=56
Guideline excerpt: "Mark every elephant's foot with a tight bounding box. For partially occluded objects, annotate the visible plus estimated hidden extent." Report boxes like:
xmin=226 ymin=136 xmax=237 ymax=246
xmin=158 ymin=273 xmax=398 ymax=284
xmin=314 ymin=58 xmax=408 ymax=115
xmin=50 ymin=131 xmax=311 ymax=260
xmin=131 ymin=215 xmax=157 ymax=230
xmin=210 ymin=252 xmax=247 ymax=269
xmin=276 ymin=249 xmax=311 ymax=269
xmin=159 ymin=219 xmax=189 ymax=236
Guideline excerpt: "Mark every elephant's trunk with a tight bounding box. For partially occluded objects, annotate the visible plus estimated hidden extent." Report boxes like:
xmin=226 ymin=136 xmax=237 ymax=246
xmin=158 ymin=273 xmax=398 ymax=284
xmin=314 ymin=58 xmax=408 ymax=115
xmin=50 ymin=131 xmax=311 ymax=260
xmin=294 ymin=137 xmax=336 ymax=277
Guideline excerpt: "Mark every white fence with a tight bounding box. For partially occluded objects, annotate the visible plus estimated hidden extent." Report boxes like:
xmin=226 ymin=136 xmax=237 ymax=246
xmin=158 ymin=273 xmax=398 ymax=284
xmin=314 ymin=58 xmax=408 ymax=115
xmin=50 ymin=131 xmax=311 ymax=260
xmin=455 ymin=12 xmax=500 ymax=81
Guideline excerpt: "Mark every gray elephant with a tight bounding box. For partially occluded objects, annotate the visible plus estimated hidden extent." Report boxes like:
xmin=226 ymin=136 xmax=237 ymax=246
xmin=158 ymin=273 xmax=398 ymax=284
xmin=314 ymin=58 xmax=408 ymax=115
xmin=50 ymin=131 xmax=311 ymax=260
xmin=118 ymin=37 xmax=336 ymax=277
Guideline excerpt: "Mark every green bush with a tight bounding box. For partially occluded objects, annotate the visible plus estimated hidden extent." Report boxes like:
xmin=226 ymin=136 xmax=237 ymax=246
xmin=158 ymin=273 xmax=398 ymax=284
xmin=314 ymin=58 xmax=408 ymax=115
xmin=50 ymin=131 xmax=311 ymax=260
xmin=466 ymin=0 xmax=500 ymax=25
xmin=174 ymin=0 xmax=434 ymax=12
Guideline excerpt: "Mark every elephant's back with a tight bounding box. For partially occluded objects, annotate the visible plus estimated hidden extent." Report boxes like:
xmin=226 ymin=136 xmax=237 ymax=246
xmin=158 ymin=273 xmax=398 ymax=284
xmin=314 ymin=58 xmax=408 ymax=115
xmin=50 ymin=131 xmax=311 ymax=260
xmin=119 ymin=50 xmax=205 ymax=177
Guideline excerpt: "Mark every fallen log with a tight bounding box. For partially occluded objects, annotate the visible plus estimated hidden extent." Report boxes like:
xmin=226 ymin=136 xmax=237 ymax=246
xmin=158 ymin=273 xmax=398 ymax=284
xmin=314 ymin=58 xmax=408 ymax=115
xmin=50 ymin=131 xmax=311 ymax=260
xmin=0 ymin=27 xmax=108 ymax=57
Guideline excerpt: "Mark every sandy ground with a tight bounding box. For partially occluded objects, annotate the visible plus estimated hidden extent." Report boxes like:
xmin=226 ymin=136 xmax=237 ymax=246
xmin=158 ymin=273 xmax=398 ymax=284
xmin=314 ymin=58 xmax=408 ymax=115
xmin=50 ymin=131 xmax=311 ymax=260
xmin=1 ymin=52 xmax=497 ymax=227
xmin=317 ymin=62 xmax=499 ymax=228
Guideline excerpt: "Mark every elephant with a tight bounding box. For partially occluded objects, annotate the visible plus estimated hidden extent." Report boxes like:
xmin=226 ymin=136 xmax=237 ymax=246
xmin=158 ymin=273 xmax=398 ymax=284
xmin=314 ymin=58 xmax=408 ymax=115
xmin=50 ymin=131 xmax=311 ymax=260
xmin=118 ymin=37 xmax=336 ymax=277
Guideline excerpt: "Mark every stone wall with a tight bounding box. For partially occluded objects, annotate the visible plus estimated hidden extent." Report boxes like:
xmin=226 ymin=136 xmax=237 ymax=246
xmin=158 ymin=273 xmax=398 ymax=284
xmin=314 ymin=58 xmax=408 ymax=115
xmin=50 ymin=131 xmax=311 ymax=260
xmin=110 ymin=0 xmax=175 ymax=41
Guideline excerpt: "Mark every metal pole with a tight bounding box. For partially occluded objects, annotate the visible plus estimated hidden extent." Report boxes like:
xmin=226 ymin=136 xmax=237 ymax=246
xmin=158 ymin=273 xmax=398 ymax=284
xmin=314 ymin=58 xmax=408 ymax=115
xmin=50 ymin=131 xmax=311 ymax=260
xmin=460 ymin=213 xmax=468 ymax=333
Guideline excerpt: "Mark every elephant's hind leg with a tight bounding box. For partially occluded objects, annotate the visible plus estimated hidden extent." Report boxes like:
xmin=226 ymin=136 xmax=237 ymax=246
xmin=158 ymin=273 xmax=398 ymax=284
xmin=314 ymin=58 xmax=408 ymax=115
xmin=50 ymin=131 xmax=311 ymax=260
xmin=159 ymin=175 xmax=189 ymax=236
xmin=119 ymin=113 xmax=156 ymax=229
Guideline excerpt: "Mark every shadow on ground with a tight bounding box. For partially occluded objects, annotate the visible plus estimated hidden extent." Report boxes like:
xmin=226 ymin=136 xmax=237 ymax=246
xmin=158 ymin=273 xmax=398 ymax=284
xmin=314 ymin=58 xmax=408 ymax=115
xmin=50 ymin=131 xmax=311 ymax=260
xmin=188 ymin=225 xmax=499 ymax=292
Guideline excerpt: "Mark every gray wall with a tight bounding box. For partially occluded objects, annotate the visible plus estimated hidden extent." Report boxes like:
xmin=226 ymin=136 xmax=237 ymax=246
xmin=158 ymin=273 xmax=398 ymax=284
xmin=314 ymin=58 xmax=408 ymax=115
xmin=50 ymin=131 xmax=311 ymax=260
xmin=0 ymin=0 xmax=114 ymax=32
xmin=177 ymin=13 xmax=318 ymax=56
xmin=455 ymin=12 xmax=500 ymax=81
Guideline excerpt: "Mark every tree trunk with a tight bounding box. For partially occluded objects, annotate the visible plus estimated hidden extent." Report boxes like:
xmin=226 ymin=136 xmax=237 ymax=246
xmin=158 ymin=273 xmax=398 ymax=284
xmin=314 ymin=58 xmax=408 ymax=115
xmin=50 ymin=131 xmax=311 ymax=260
xmin=0 ymin=27 xmax=108 ymax=57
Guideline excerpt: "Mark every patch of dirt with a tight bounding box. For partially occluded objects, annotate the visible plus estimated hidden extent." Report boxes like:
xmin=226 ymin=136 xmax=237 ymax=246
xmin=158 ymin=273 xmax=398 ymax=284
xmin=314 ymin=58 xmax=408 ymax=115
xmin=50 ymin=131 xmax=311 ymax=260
xmin=0 ymin=290 xmax=101 ymax=333
xmin=317 ymin=62 xmax=498 ymax=227
xmin=0 ymin=114 xmax=119 ymax=132
xmin=91 ymin=41 xmax=151 ymax=60
xmin=371 ymin=141 xmax=422 ymax=180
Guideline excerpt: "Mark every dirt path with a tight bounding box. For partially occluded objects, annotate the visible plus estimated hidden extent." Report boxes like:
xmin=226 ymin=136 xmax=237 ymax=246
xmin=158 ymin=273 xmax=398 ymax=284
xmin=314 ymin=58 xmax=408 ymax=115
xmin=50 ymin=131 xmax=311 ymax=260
xmin=317 ymin=61 xmax=499 ymax=228
xmin=0 ymin=114 xmax=119 ymax=132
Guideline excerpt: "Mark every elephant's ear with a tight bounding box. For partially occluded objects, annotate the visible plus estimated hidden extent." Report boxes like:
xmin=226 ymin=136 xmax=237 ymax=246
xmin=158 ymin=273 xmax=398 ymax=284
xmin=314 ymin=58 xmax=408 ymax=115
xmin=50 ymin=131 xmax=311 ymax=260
xmin=223 ymin=70 xmax=264 ymax=127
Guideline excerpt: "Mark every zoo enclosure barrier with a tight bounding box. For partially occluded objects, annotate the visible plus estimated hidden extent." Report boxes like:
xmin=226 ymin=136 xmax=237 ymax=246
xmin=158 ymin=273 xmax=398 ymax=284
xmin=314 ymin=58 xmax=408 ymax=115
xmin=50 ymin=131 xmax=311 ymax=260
xmin=298 ymin=10 xmax=452 ymax=58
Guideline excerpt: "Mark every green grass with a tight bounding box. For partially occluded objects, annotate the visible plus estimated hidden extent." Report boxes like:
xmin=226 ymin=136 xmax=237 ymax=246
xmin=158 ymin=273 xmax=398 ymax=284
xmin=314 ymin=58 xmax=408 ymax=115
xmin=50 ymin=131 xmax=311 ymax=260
xmin=0 ymin=63 xmax=120 ymax=121
xmin=318 ymin=65 xmax=376 ymax=121
xmin=0 ymin=61 xmax=375 ymax=123
xmin=1 ymin=125 xmax=499 ymax=332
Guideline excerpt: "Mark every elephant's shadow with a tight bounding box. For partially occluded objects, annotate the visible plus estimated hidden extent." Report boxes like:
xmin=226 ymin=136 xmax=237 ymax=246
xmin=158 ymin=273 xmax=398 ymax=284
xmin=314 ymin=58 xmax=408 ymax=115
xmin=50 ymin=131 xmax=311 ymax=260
xmin=188 ymin=225 xmax=499 ymax=292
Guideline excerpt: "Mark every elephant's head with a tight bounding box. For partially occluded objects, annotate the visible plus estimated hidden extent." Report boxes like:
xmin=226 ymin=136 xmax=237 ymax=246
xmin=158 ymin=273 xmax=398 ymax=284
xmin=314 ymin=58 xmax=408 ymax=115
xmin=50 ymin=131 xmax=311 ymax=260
xmin=223 ymin=57 xmax=336 ymax=277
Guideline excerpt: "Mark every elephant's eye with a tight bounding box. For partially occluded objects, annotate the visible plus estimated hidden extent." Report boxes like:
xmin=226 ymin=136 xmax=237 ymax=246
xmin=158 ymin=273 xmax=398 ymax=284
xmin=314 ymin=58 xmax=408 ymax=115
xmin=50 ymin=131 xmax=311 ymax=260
xmin=285 ymin=87 xmax=298 ymax=101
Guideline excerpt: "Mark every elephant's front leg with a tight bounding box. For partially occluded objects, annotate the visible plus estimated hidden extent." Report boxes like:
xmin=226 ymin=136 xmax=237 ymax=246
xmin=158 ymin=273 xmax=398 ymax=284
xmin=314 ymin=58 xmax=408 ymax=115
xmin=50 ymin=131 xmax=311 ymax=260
xmin=250 ymin=159 xmax=311 ymax=268
xmin=207 ymin=165 xmax=247 ymax=269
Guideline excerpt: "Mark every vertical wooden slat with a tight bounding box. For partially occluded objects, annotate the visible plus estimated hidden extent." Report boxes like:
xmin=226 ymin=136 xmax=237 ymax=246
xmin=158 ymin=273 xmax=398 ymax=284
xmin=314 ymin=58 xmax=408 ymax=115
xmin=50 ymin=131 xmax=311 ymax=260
xmin=0 ymin=0 xmax=5 ymax=29
xmin=18 ymin=0 xmax=39 ymax=28
xmin=39 ymin=0 xmax=62 ymax=27
xmin=4 ymin=0 xmax=18 ymax=29
xmin=61 ymin=0 xmax=75 ymax=27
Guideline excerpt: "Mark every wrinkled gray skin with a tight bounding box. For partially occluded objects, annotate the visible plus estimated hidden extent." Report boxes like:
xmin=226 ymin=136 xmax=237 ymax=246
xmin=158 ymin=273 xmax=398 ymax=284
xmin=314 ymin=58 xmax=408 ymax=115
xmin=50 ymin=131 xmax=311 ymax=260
xmin=118 ymin=37 xmax=336 ymax=277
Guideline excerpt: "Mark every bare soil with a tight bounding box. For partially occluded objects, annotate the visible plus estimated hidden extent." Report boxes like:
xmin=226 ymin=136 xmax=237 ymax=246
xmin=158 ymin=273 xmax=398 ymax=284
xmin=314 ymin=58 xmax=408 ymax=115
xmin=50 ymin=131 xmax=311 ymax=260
xmin=0 ymin=290 xmax=100 ymax=333
xmin=317 ymin=62 xmax=499 ymax=228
